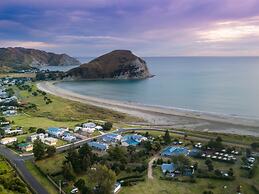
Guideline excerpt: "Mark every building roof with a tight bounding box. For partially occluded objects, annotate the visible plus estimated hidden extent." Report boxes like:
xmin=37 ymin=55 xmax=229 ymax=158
xmin=18 ymin=143 xmax=31 ymax=147
xmin=88 ymin=141 xmax=108 ymax=150
xmin=161 ymin=146 xmax=189 ymax=157
xmin=161 ymin=163 xmax=175 ymax=173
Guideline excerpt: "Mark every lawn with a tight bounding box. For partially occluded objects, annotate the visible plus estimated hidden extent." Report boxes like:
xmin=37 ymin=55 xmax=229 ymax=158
xmin=120 ymin=165 xmax=258 ymax=194
xmin=25 ymin=161 xmax=58 ymax=194
xmin=35 ymin=153 xmax=65 ymax=175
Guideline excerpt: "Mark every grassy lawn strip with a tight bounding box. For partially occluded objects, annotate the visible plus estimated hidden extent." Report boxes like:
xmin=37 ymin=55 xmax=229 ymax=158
xmin=25 ymin=161 xmax=58 ymax=194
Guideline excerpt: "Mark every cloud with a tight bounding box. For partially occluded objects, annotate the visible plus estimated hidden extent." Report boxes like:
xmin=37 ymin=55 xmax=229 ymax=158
xmin=0 ymin=40 xmax=56 ymax=49
xmin=197 ymin=16 xmax=259 ymax=42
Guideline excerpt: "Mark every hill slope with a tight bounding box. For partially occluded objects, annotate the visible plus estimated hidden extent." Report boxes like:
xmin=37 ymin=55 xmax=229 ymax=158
xmin=0 ymin=47 xmax=81 ymax=70
xmin=66 ymin=50 xmax=151 ymax=79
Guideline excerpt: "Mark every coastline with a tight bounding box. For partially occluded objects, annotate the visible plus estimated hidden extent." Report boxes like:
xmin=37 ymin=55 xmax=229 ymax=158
xmin=37 ymin=81 xmax=259 ymax=137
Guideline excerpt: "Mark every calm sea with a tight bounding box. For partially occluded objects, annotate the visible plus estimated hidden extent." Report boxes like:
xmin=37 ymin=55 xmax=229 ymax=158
xmin=54 ymin=57 xmax=259 ymax=119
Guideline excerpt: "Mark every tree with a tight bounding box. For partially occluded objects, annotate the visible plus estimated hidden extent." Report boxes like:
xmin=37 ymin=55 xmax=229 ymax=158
xmin=65 ymin=149 xmax=81 ymax=173
xmin=163 ymin=130 xmax=171 ymax=145
xmin=46 ymin=146 xmax=56 ymax=157
xmin=207 ymin=163 xmax=214 ymax=171
xmin=75 ymin=178 xmax=86 ymax=191
xmin=89 ymin=164 xmax=116 ymax=194
xmin=108 ymin=145 xmax=127 ymax=163
xmin=171 ymin=155 xmax=191 ymax=173
xmin=229 ymin=168 xmax=235 ymax=177
xmin=102 ymin=122 xmax=113 ymax=131
xmin=33 ymin=138 xmax=45 ymax=160
xmin=62 ymin=162 xmax=75 ymax=181
xmin=36 ymin=128 xmax=45 ymax=134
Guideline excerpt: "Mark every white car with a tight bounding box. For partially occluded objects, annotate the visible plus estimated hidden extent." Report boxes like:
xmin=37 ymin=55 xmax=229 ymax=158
xmin=71 ymin=188 xmax=79 ymax=193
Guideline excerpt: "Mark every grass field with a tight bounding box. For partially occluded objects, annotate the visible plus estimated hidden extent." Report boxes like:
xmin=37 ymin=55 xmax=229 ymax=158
xmin=0 ymin=156 xmax=32 ymax=194
xmin=9 ymin=83 xmax=139 ymax=133
xmin=25 ymin=161 xmax=58 ymax=194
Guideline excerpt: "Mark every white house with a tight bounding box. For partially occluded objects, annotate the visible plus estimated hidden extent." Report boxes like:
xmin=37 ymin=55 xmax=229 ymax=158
xmin=4 ymin=129 xmax=23 ymax=135
xmin=81 ymin=127 xmax=95 ymax=133
xmin=29 ymin=133 xmax=47 ymax=142
xmin=0 ymin=137 xmax=17 ymax=145
xmin=95 ymin=126 xmax=103 ymax=131
xmin=82 ymin=122 xmax=96 ymax=128
xmin=44 ymin=137 xmax=58 ymax=146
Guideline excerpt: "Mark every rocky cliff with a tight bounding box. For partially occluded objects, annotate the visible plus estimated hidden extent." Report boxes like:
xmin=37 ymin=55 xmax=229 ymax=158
xmin=0 ymin=47 xmax=81 ymax=70
xmin=66 ymin=50 xmax=151 ymax=80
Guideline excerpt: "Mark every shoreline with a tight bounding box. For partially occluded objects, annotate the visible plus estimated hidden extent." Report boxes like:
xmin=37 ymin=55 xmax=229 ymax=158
xmin=37 ymin=81 xmax=259 ymax=137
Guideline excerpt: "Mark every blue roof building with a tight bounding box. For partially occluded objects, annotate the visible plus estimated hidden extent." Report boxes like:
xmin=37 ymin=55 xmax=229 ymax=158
xmin=102 ymin=133 xmax=122 ymax=143
xmin=48 ymin=127 xmax=64 ymax=137
xmin=88 ymin=141 xmax=109 ymax=151
xmin=121 ymin=134 xmax=147 ymax=146
xmin=161 ymin=146 xmax=189 ymax=157
xmin=161 ymin=163 xmax=175 ymax=174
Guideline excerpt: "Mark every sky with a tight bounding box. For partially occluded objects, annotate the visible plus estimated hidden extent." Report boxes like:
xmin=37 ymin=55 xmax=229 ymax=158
xmin=1 ymin=0 xmax=259 ymax=57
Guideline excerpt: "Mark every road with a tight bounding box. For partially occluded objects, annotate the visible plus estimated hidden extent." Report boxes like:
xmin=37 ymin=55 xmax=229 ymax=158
xmin=0 ymin=145 xmax=48 ymax=194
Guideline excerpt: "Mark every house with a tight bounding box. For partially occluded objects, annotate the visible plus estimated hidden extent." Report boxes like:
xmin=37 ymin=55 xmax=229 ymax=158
xmin=74 ymin=126 xmax=82 ymax=132
xmin=161 ymin=163 xmax=175 ymax=174
xmin=44 ymin=137 xmax=58 ymax=146
xmin=48 ymin=127 xmax=64 ymax=138
xmin=29 ymin=133 xmax=47 ymax=142
xmin=4 ymin=129 xmax=23 ymax=135
xmin=0 ymin=137 xmax=17 ymax=145
xmin=82 ymin=122 xmax=96 ymax=128
xmin=161 ymin=146 xmax=189 ymax=157
xmin=102 ymin=133 xmax=122 ymax=143
xmin=95 ymin=126 xmax=103 ymax=131
xmin=18 ymin=143 xmax=33 ymax=152
xmin=81 ymin=127 xmax=95 ymax=133
xmin=2 ymin=110 xmax=17 ymax=116
xmin=88 ymin=141 xmax=109 ymax=151
xmin=121 ymin=134 xmax=147 ymax=146
xmin=62 ymin=132 xmax=76 ymax=142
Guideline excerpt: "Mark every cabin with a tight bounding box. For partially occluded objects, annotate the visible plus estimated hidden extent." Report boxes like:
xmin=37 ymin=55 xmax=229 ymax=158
xmin=161 ymin=163 xmax=175 ymax=174
xmin=29 ymin=133 xmax=47 ymax=142
xmin=83 ymin=122 xmax=96 ymax=128
xmin=44 ymin=137 xmax=58 ymax=146
xmin=18 ymin=143 xmax=33 ymax=152
xmin=62 ymin=132 xmax=76 ymax=142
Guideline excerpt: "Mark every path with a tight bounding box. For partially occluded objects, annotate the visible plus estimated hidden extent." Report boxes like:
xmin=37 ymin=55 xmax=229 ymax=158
xmin=148 ymin=155 xmax=159 ymax=179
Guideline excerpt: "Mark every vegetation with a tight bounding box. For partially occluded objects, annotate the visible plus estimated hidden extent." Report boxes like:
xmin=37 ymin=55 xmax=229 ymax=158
xmin=0 ymin=155 xmax=31 ymax=194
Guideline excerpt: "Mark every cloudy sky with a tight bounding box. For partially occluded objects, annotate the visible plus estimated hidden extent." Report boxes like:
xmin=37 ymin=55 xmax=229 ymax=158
xmin=1 ymin=0 xmax=259 ymax=57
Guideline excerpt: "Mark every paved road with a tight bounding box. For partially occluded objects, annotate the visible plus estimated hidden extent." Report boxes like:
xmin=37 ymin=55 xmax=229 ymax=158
xmin=0 ymin=145 xmax=49 ymax=194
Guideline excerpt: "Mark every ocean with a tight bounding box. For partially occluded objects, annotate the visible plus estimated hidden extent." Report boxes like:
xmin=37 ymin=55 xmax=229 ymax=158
xmin=53 ymin=57 xmax=259 ymax=119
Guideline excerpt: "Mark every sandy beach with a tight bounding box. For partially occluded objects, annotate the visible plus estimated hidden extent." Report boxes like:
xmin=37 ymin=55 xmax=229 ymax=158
xmin=37 ymin=81 xmax=259 ymax=137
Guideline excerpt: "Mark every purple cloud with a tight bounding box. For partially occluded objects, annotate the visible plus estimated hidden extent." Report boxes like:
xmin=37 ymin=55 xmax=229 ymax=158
xmin=1 ymin=0 xmax=259 ymax=56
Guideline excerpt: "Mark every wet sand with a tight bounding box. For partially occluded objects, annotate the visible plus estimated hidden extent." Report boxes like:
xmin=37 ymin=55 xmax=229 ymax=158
xmin=37 ymin=81 xmax=259 ymax=137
